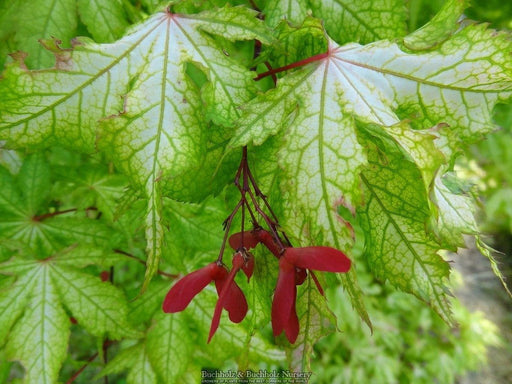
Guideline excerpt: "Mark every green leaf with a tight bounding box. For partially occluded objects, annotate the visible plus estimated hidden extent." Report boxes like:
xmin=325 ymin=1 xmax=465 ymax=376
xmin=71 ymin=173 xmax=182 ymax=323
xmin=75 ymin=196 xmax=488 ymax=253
xmin=5 ymin=265 xmax=70 ymax=384
xmin=0 ymin=6 xmax=272 ymax=289
xmin=0 ymin=268 xmax=39 ymax=345
xmin=359 ymin=121 xmax=446 ymax=189
xmin=17 ymin=153 xmax=51 ymax=215
xmin=0 ymin=149 xmax=22 ymax=175
xmin=11 ymin=0 xmax=78 ymax=69
xmin=228 ymin=25 xmax=512 ymax=326
xmin=404 ymin=0 xmax=470 ymax=50
xmin=358 ymin=146 xmax=453 ymax=324
xmin=431 ymin=171 xmax=477 ymax=248
xmin=50 ymin=246 xmax=125 ymax=269
xmin=123 ymin=344 xmax=158 ymax=384
xmin=0 ymin=166 xmax=24 ymax=217
xmin=53 ymin=165 xmax=129 ymax=222
xmin=0 ymin=1 xmax=19 ymax=53
xmin=233 ymin=25 xmax=512 ymax=153
xmin=266 ymin=17 xmax=328 ymax=69
xmin=0 ymin=158 xmax=116 ymax=256
xmin=146 ymin=312 xmax=192 ymax=383
xmin=129 ymin=279 xmax=169 ymax=325
xmin=247 ymin=246 xmax=279 ymax=329
xmin=141 ymin=0 xmax=165 ymax=13
xmin=262 ymin=0 xmax=309 ymax=27
xmin=0 ymin=6 xmax=270 ymax=173
xmin=51 ymin=265 xmax=140 ymax=339
xmin=143 ymin=186 xmax=164 ymax=291
xmin=163 ymin=196 xmax=229 ymax=271
xmin=100 ymin=343 xmax=158 ymax=384
xmin=0 ymin=246 xmax=137 ymax=382
xmin=309 ymin=0 xmax=407 ymax=44
xmin=77 ymin=0 xmax=130 ymax=42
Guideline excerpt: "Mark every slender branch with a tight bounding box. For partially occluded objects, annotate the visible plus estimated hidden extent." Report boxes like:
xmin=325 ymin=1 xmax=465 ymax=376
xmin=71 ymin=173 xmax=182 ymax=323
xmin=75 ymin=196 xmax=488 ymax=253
xmin=246 ymin=187 xmax=285 ymax=250
xmin=65 ymin=341 xmax=116 ymax=384
xmin=113 ymin=249 xmax=177 ymax=278
xmin=65 ymin=353 xmax=98 ymax=384
xmin=32 ymin=208 xmax=77 ymax=222
xmin=103 ymin=340 xmax=109 ymax=384
xmin=246 ymin=162 xmax=280 ymax=224
xmin=217 ymin=199 xmax=243 ymax=263
xmin=32 ymin=206 xmax=100 ymax=222
xmin=103 ymin=266 xmax=115 ymax=384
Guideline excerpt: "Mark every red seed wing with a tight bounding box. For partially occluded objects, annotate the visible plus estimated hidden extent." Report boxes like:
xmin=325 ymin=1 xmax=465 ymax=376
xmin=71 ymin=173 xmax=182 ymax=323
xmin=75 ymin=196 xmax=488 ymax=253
xmin=162 ymin=265 xmax=213 ymax=313
xmin=228 ymin=231 xmax=260 ymax=250
xmin=241 ymin=254 xmax=254 ymax=281
xmin=208 ymin=297 xmax=224 ymax=343
xmin=224 ymin=281 xmax=248 ymax=323
xmin=209 ymin=263 xmax=248 ymax=342
xmin=285 ymin=246 xmax=351 ymax=272
xmin=271 ymin=258 xmax=296 ymax=336
xmin=284 ymin=297 xmax=299 ymax=344
xmin=255 ymin=229 xmax=281 ymax=257
xmin=214 ymin=277 xmax=248 ymax=323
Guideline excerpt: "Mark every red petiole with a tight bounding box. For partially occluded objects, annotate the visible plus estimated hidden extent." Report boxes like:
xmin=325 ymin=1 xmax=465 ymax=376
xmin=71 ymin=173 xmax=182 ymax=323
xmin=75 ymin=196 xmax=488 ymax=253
xmin=254 ymin=52 xmax=329 ymax=81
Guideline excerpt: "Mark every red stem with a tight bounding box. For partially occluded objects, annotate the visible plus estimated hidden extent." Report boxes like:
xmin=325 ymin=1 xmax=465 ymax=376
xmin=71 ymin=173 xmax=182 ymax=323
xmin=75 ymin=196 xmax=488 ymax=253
xmin=32 ymin=208 xmax=77 ymax=221
xmin=65 ymin=341 xmax=115 ymax=384
xmin=264 ymin=61 xmax=277 ymax=85
xmin=216 ymin=199 xmax=243 ymax=263
xmin=310 ymin=271 xmax=325 ymax=296
xmin=113 ymin=249 xmax=177 ymax=278
xmin=65 ymin=353 xmax=98 ymax=384
xmin=254 ymin=52 xmax=329 ymax=81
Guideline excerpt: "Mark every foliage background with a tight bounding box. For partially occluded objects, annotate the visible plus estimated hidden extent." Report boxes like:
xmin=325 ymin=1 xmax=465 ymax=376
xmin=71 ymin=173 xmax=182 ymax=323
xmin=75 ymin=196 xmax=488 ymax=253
xmin=0 ymin=0 xmax=511 ymax=383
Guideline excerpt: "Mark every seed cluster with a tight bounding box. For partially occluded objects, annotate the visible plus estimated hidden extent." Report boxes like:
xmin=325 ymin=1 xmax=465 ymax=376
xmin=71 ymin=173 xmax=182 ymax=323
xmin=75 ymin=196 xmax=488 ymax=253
xmin=163 ymin=148 xmax=351 ymax=343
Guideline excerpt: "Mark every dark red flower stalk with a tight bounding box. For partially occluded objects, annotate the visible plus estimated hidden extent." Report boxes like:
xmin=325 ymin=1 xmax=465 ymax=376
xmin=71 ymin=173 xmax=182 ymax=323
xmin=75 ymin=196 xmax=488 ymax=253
xmin=162 ymin=262 xmax=247 ymax=327
xmin=272 ymin=246 xmax=351 ymax=343
xmin=209 ymin=252 xmax=248 ymax=342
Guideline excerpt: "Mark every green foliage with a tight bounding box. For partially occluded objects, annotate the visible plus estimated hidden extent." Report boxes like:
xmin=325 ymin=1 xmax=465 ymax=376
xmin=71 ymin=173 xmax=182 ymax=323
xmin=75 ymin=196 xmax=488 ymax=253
xmin=0 ymin=0 xmax=511 ymax=382
xmin=311 ymin=273 xmax=500 ymax=384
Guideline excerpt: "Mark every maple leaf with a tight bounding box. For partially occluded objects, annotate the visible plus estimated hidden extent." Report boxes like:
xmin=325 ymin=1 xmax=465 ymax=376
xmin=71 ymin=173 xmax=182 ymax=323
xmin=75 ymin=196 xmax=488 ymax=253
xmin=77 ymin=0 xmax=129 ymax=42
xmin=52 ymin=163 xmax=130 ymax=222
xmin=260 ymin=0 xmax=407 ymax=45
xmin=229 ymin=17 xmax=512 ymax=323
xmin=2 ymin=0 xmax=78 ymax=69
xmin=309 ymin=0 xmax=407 ymax=44
xmin=0 ymin=6 xmax=272 ymax=289
xmin=262 ymin=0 xmax=309 ymax=27
xmin=0 ymin=155 xmax=115 ymax=257
xmin=404 ymin=0 xmax=470 ymax=51
xmin=358 ymin=142 xmax=453 ymax=324
xmin=430 ymin=171 xmax=478 ymax=249
xmin=0 ymin=0 xmax=131 ymax=70
xmin=0 ymin=246 xmax=139 ymax=384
